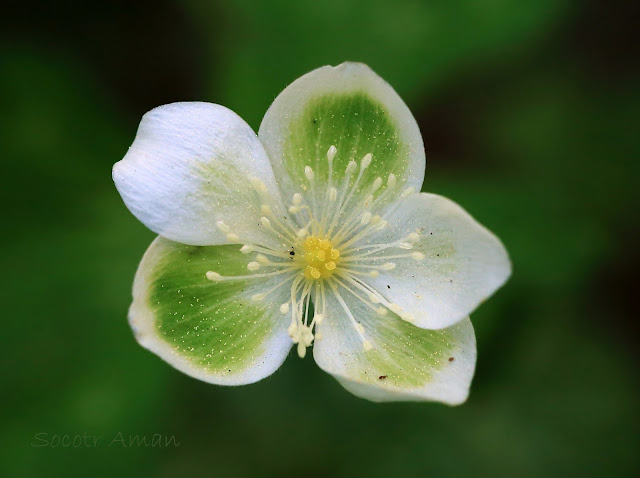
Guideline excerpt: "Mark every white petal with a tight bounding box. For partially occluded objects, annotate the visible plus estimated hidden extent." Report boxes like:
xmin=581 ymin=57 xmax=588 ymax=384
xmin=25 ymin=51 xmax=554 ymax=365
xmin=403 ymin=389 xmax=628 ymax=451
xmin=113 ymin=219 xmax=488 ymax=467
xmin=258 ymin=62 xmax=425 ymax=206
xmin=367 ymin=193 xmax=511 ymax=329
xmin=313 ymin=287 xmax=476 ymax=404
xmin=113 ymin=102 xmax=285 ymax=246
xmin=129 ymin=237 xmax=293 ymax=385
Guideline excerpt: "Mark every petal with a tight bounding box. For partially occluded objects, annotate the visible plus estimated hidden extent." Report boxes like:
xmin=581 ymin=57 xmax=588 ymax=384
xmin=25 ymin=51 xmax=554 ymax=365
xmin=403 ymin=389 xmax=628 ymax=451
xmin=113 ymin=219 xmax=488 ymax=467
xmin=258 ymin=62 xmax=425 ymax=205
xmin=313 ymin=287 xmax=475 ymax=404
xmin=129 ymin=237 xmax=292 ymax=385
xmin=368 ymin=193 xmax=511 ymax=329
xmin=113 ymin=102 xmax=285 ymax=247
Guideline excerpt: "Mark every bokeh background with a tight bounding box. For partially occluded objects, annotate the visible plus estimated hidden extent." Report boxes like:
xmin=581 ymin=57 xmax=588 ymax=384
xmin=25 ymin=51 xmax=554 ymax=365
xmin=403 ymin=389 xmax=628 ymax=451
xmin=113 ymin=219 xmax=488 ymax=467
xmin=2 ymin=0 xmax=638 ymax=476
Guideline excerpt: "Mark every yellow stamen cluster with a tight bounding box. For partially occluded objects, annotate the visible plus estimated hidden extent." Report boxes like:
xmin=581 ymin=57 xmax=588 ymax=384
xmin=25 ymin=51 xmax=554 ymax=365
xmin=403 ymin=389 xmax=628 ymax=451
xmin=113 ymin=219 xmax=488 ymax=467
xmin=300 ymin=236 xmax=340 ymax=280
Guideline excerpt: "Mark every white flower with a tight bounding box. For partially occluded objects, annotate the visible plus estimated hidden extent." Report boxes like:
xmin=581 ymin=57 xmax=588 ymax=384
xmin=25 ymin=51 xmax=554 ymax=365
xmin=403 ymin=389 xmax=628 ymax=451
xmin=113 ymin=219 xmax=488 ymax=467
xmin=113 ymin=62 xmax=510 ymax=404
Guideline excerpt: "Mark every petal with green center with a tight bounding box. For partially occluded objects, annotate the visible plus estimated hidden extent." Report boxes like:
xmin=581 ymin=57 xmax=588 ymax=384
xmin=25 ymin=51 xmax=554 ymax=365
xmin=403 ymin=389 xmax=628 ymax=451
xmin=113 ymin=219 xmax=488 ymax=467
xmin=313 ymin=288 xmax=475 ymax=404
xmin=129 ymin=237 xmax=293 ymax=385
xmin=258 ymin=62 xmax=425 ymax=206
xmin=113 ymin=102 xmax=285 ymax=247
xmin=367 ymin=192 xmax=511 ymax=329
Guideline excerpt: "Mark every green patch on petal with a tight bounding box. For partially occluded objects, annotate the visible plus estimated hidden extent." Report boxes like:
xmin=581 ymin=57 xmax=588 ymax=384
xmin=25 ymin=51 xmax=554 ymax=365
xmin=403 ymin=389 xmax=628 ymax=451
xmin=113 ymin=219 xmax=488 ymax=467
xmin=194 ymin=157 xmax=260 ymax=205
xmin=354 ymin=315 xmax=458 ymax=388
xmin=314 ymin=291 xmax=475 ymax=403
xmin=131 ymin=238 xmax=291 ymax=384
xmin=284 ymin=92 xmax=408 ymax=191
xmin=149 ymin=245 xmax=269 ymax=374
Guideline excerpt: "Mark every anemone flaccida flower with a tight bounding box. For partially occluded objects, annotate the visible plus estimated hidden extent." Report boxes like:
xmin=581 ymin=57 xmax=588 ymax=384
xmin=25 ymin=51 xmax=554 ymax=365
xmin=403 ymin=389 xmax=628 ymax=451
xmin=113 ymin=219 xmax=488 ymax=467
xmin=113 ymin=62 xmax=510 ymax=404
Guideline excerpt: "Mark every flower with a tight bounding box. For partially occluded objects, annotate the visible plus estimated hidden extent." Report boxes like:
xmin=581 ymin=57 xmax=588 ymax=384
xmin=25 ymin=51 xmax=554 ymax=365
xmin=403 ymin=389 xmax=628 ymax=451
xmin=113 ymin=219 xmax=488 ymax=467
xmin=113 ymin=62 xmax=510 ymax=404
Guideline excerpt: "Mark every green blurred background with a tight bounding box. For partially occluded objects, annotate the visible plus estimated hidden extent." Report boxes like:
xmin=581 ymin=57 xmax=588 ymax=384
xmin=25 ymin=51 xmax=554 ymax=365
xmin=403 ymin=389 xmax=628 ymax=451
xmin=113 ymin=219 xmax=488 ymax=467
xmin=2 ymin=0 xmax=638 ymax=476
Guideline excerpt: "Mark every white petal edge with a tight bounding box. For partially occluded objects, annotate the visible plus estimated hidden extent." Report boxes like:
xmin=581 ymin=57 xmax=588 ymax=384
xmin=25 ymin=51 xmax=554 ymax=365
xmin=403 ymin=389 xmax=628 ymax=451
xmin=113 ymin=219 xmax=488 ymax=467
xmin=113 ymin=102 xmax=285 ymax=247
xmin=368 ymin=192 xmax=511 ymax=329
xmin=128 ymin=236 xmax=293 ymax=386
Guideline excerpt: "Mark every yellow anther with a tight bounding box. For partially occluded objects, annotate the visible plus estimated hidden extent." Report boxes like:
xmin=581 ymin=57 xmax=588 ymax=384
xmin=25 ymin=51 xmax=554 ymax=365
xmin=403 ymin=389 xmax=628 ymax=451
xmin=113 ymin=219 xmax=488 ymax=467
xmin=299 ymin=235 xmax=341 ymax=280
xmin=206 ymin=271 xmax=222 ymax=281
xmin=307 ymin=267 xmax=321 ymax=279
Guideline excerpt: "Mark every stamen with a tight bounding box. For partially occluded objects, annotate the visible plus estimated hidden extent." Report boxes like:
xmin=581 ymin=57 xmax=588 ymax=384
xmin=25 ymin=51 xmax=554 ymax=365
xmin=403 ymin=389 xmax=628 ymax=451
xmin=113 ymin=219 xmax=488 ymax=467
xmin=260 ymin=215 xmax=298 ymax=244
xmin=329 ymin=275 xmax=387 ymax=318
xmin=326 ymin=158 xmax=368 ymax=236
xmin=240 ymin=244 xmax=289 ymax=259
xmin=336 ymin=273 xmax=395 ymax=312
xmin=329 ymin=282 xmax=373 ymax=350
xmin=364 ymin=194 xmax=374 ymax=206
xmin=342 ymin=253 xmax=423 ymax=263
xmin=260 ymin=205 xmax=299 ymax=242
xmin=247 ymin=262 xmax=261 ymax=271
xmin=340 ymin=234 xmax=422 ymax=257
xmin=205 ymin=267 xmax=296 ymax=282
xmin=216 ymin=220 xmax=231 ymax=233
xmin=304 ymin=166 xmax=314 ymax=181
xmin=327 ymin=145 xmax=337 ymax=162
xmin=318 ymin=146 xmax=337 ymax=231
xmin=249 ymin=177 xmax=268 ymax=194
xmin=260 ymin=204 xmax=272 ymax=215
xmin=255 ymin=254 xmax=270 ymax=265
xmin=360 ymin=153 xmax=372 ymax=169
xmin=401 ymin=187 xmax=415 ymax=198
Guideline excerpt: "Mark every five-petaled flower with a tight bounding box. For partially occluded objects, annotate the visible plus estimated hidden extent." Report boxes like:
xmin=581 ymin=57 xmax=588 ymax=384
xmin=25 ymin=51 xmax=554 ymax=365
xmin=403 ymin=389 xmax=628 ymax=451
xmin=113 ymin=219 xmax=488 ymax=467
xmin=113 ymin=63 xmax=510 ymax=404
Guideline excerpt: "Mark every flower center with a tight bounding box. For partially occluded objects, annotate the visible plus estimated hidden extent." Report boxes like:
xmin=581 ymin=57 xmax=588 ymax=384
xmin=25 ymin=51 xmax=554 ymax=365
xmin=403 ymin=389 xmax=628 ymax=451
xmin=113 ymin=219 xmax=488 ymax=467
xmin=206 ymin=145 xmax=423 ymax=358
xmin=300 ymin=236 xmax=340 ymax=280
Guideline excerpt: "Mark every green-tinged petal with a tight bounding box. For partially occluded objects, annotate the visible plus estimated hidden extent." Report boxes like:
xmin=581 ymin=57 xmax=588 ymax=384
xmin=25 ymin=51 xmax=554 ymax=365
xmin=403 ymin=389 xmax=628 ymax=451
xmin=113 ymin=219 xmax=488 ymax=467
xmin=367 ymin=193 xmax=511 ymax=329
xmin=113 ymin=102 xmax=285 ymax=247
xmin=258 ymin=62 xmax=425 ymax=205
xmin=313 ymin=287 xmax=475 ymax=404
xmin=129 ymin=237 xmax=292 ymax=385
